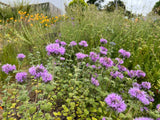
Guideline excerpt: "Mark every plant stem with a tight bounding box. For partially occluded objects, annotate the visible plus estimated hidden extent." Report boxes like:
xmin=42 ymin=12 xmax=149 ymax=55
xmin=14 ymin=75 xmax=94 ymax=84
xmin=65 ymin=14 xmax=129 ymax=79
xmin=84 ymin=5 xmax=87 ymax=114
xmin=52 ymin=58 xmax=56 ymax=81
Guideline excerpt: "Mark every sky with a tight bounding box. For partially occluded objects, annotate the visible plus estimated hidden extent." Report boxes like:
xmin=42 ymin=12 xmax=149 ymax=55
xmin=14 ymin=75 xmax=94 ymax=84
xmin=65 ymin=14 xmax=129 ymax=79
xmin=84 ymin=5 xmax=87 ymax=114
xmin=0 ymin=0 xmax=159 ymax=16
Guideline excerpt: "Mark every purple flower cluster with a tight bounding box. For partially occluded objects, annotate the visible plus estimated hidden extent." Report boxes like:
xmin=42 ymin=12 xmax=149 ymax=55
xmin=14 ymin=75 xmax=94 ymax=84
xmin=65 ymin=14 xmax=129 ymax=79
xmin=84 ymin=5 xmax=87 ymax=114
xmin=156 ymin=104 xmax=160 ymax=111
xmin=100 ymin=38 xmax=107 ymax=44
xmin=55 ymin=39 xmax=61 ymax=44
xmin=128 ymin=88 xmax=150 ymax=105
xmin=128 ymin=70 xmax=137 ymax=78
xmin=99 ymin=57 xmax=113 ymax=68
xmin=46 ymin=43 xmax=65 ymax=56
xmin=132 ymin=82 xmax=141 ymax=88
xmin=128 ymin=70 xmax=146 ymax=78
xmin=110 ymin=71 xmax=124 ymax=79
xmin=29 ymin=64 xmax=52 ymax=82
xmin=134 ymin=117 xmax=154 ymax=120
xmin=2 ymin=64 xmax=16 ymax=74
xmin=17 ymin=53 xmax=26 ymax=61
xmin=60 ymin=57 xmax=65 ymax=61
xmin=41 ymin=72 xmax=53 ymax=82
xmin=104 ymin=93 xmax=127 ymax=113
xmin=60 ymin=41 xmax=67 ymax=46
xmin=102 ymin=117 xmax=106 ymax=120
xmin=76 ymin=53 xmax=88 ymax=60
xmin=100 ymin=47 xmax=108 ymax=55
xmin=136 ymin=70 xmax=146 ymax=78
xmin=15 ymin=72 xmax=27 ymax=82
xmin=91 ymin=77 xmax=99 ymax=86
xmin=115 ymin=58 xmax=124 ymax=64
xmin=89 ymin=52 xmax=99 ymax=62
xmin=118 ymin=65 xmax=128 ymax=72
xmin=141 ymin=82 xmax=151 ymax=89
xmin=118 ymin=49 xmax=131 ymax=58
xmin=69 ymin=41 xmax=77 ymax=47
xmin=79 ymin=40 xmax=88 ymax=47
xmin=29 ymin=64 xmax=48 ymax=79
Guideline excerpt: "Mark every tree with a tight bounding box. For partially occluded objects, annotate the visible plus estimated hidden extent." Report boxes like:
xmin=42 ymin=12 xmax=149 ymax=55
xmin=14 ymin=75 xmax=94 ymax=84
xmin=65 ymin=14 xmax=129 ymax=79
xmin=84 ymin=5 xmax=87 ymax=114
xmin=87 ymin=0 xmax=97 ymax=4
xmin=69 ymin=0 xmax=88 ymax=7
xmin=152 ymin=1 xmax=160 ymax=15
xmin=87 ymin=0 xmax=104 ymax=9
xmin=106 ymin=0 xmax=125 ymax=12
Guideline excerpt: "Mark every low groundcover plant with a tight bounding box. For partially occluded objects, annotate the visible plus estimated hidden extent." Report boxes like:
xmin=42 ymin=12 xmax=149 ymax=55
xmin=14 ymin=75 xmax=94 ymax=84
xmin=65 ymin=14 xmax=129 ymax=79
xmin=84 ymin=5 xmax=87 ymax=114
xmin=1 ymin=39 xmax=160 ymax=120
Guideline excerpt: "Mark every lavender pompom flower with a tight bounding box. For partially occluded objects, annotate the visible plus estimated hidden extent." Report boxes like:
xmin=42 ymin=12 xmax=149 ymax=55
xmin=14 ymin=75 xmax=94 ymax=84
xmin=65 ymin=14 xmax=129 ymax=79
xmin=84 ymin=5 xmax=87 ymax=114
xmin=89 ymin=52 xmax=99 ymax=62
xmin=102 ymin=117 xmax=106 ymax=120
xmin=55 ymin=39 xmax=61 ymax=44
xmin=15 ymin=72 xmax=27 ymax=82
xmin=136 ymin=70 xmax=146 ymax=78
xmin=132 ymin=82 xmax=141 ymax=88
xmin=99 ymin=57 xmax=113 ymax=68
xmin=118 ymin=65 xmax=128 ymax=72
xmin=41 ymin=72 xmax=52 ymax=82
xmin=128 ymin=88 xmax=150 ymax=105
xmin=70 ymin=41 xmax=77 ymax=47
xmin=60 ymin=57 xmax=65 ymax=61
xmin=118 ymin=49 xmax=131 ymax=58
xmin=2 ymin=64 xmax=16 ymax=74
xmin=104 ymin=93 xmax=127 ymax=113
xmin=128 ymin=70 xmax=137 ymax=78
xmin=91 ymin=65 xmax=97 ymax=69
xmin=100 ymin=47 xmax=108 ymax=55
xmin=91 ymin=77 xmax=99 ymax=86
xmin=157 ymin=104 xmax=160 ymax=112
xmin=110 ymin=71 xmax=124 ymax=79
xmin=86 ymin=63 xmax=90 ymax=67
xmin=100 ymin=38 xmax=107 ymax=44
xmin=17 ymin=53 xmax=26 ymax=61
xmin=146 ymin=95 xmax=154 ymax=102
xmin=79 ymin=41 xmax=88 ymax=47
xmin=115 ymin=58 xmax=124 ymax=64
xmin=141 ymin=82 xmax=151 ymax=89
xmin=46 ymin=43 xmax=65 ymax=56
xmin=134 ymin=117 xmax=154 ymax=120
xmin=157 ymin=118 xmax=160 ymax=120
xmin=29 ymin=64 xmax=48 ymax=78
xmin=60 ymin=41 xmax=67 ymax=46
xmin=76 ymin=53 xmax=88 ymax=60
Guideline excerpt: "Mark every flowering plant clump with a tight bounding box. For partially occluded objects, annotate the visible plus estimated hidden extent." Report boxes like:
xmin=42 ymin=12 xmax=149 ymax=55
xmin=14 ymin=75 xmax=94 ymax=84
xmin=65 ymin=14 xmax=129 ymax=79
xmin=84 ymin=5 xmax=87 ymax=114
xmin=134 ymin=117 xmax=154 ymax=120
xmin=100 ymin=46 xmax=108 ymax=55
xmin=100 ymin=38 xmax=107 ymax=44
xmin=118 ymin=48 xmax=131 ymax=58
xmin=89 ymin=52 xmax=99 ymax=62
xmin=76 ymin=52 xmax=88 ymax=60
xmin=17 ymin=53 xmax=26 ymax=61
xmin=69 ymin=41 xmax=77 ymax=46
xmin=1 ymin=39 xmax=160 ymax=120
xmin=2 ymin=64 xmax=16 ymax=74
xmin=104 ymin=93 xmax=127 ymax=113
xmin=29 ymin=64 xmax=48 ymax=78
xmin=157 ymin=104 xmax=160 ymax=111
xmin=99 ymin=57 xmax=113 ymax=68
xmin=79 ymin=40 xmax=88 ymax=47
xmin=15 ymin=72 xmax=27 ymax=82
xmin=46 ymin=43 xmax=65 ymax=56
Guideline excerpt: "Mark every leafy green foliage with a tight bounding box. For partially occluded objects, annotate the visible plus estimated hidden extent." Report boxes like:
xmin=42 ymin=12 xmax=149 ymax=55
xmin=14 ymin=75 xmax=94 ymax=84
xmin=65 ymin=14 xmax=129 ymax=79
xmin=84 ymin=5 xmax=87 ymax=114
xmin=69 ymin=0 xmax=88 ymax=7
xmin=106 ymin=0 xmax=126 ymax=12
xmin=152 ymin=1 xmax=160 ymax=15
